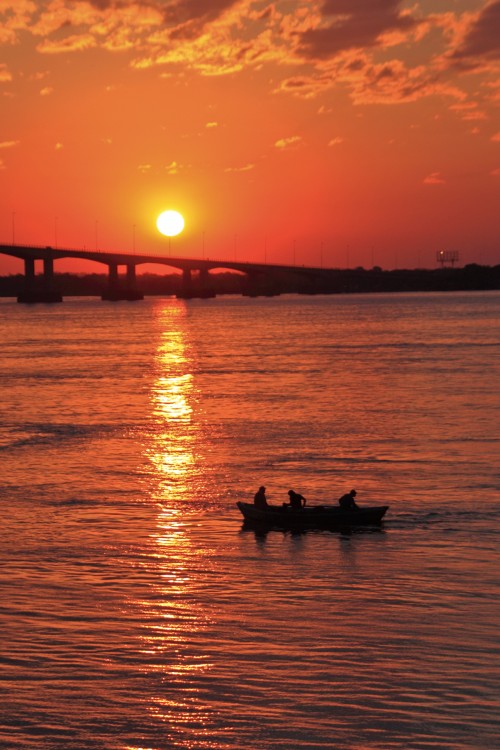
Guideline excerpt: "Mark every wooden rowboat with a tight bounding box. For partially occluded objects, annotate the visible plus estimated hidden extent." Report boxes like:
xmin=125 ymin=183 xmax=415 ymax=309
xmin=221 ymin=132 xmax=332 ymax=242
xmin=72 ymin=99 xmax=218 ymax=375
xmin=236 ymin=501 xmax=389 ymax=529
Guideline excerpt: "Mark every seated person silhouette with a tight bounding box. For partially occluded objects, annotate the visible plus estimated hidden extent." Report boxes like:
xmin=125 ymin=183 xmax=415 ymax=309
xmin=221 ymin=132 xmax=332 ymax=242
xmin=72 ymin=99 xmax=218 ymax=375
xmin=338 ymin=489 xmax=359 ymax=510
xmin=254 ymin=486 xmax=268 ymax=509
xmin=284 ymin=489 xmax=306 ymax=510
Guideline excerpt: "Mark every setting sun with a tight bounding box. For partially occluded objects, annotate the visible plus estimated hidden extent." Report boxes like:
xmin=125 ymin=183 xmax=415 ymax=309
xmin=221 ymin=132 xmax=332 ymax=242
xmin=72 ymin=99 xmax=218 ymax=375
xmin=156 ymin=210 xmax=185 ymax=238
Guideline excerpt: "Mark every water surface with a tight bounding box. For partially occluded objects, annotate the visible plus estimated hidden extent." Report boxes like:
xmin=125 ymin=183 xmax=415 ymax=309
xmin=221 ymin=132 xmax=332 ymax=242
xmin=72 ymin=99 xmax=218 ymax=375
xmin=0 ymin=292 xmax=499 ymax=749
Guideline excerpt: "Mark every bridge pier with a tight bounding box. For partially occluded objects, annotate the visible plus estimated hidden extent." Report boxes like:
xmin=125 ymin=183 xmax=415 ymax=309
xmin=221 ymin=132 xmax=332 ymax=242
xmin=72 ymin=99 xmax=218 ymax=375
xmin=102 ymin=263 xmax=143 ymax=301
xmin=242 ymin=271 xmax=280 ymax=297
xmin=198 ymin=268 xmax=216 ymax=298
xmin=125 ymin=264 xmax=144 ymax=300
xmin=176 ymin=268 xmax=193 ymax=299
xmin=17 ymin=256 xmax=63 ymax=303
xmin=102 ymin=263 xmax=119 ymax=300
xmin=177 ymin=268 xmax=216 ymax=299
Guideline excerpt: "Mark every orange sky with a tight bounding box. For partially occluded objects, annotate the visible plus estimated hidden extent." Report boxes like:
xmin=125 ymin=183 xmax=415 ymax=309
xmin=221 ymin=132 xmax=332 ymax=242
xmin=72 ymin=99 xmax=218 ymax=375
xmin=1 ymin=0 xmax=499 ymax=274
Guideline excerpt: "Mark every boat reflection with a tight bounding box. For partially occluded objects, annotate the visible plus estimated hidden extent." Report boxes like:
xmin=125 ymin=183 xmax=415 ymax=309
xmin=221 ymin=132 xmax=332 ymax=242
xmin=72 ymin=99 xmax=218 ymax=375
xmin=239 ymin=521 xmax=386 ymax=542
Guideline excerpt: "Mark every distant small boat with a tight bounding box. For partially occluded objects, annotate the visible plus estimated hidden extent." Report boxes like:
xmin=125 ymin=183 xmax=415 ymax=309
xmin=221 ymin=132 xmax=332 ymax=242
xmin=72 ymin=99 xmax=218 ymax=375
xmin=236 ymin=502 xmax=389 ymax=529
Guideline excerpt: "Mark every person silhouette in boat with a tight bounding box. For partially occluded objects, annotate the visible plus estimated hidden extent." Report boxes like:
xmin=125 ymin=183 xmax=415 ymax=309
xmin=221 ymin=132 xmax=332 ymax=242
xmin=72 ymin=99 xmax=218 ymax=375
xmin=338 ymin=489 xmax=359 ymax=510
xmin=284 ymin=489 xmax=306 ymax=510
xmin=254 ymin=486 xmax=268 ymax=509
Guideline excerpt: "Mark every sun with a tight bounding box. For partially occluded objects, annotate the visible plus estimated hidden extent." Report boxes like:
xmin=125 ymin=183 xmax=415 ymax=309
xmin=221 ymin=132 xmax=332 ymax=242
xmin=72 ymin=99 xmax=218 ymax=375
xmin=156 ymin=210 xmax=185 ymax=237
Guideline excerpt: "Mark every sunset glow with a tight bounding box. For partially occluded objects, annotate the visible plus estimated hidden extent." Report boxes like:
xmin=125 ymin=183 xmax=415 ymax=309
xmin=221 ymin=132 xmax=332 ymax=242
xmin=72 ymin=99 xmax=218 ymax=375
xmin=1 ymin=1 xmax=500 ymax=273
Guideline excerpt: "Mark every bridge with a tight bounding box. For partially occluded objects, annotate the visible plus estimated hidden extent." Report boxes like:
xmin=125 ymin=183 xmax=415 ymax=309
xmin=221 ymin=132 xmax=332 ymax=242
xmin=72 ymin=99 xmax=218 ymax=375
xmin=0 ymin=243 xmax=333 ymax=303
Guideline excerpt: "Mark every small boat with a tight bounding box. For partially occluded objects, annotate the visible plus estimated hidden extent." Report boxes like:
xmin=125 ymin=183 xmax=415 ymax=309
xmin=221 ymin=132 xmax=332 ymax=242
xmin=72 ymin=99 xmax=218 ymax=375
xmin=236 ymin=502 xmax=389 ymax=529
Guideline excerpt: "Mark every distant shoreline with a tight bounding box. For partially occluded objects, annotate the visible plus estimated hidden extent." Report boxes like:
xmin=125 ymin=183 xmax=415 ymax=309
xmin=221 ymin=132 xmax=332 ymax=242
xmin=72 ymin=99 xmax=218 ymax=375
xmin=1 ymin=264 xmax=499 ymax=298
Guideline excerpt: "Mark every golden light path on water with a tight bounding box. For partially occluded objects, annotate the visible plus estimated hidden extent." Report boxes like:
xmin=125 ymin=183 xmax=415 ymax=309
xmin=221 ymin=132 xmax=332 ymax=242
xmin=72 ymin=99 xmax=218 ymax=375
xmin=149 ymin=302 xmax=196 ymax=487
xmin=132 ymin=301 xmax=219 ymax=749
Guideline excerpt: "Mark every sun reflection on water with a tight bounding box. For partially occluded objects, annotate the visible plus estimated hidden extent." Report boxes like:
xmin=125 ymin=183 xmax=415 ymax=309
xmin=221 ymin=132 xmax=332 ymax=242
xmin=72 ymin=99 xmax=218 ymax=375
xmin=147 ymin=302 xmax=198 ymax=497
xmin=136 ymin=300 xmax=221 ymax=748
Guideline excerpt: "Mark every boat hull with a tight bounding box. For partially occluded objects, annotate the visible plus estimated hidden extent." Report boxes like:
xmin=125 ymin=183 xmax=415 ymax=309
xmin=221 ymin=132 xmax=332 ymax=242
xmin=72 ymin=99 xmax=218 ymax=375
xmin=237 ymin=502 xmax=388 ymax=529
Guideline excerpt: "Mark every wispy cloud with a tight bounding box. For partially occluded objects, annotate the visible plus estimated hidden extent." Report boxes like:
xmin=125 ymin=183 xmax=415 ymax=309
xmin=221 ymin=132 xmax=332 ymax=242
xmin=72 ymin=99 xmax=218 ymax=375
xmin=37 ymin=34 xmax=97 ymax=54
xmin=423 ymin=172 xmax=446 ymax=185
xmin=275 ymin=135 xmax=302 ymax=150
xmin=224 ymin=163 xmax=255 ymax=172
xmin=137 ymin=160 xmax=186 ymax=174
xmin=449 ymin=101 xmax=487 ymax=122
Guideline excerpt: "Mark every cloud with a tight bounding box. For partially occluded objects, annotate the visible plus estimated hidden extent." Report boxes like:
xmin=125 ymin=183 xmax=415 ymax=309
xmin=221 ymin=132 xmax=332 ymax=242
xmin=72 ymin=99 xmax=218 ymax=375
xmin=275 ymin=135 xmax=303 ymax=149
xmin=37 ymin=34 xmax=97 ymax=54
xmin=491 ymin=132 xmax=500 ymax=141
xmin=224 ymin=163 xmax=255 ymax=172
xmin=137 ymin=160 xmax=186 ymax=174
xmin=2 ymin=0 xmax=498 ymax=119
xmin=275 ymin=74 xmax=333 ymax=98
xmin=319 ymin=54 xmax=466 ymax=106
xmin=460 ymin=109 xmax=487 ymax=121
xmin=0 ymin=1 xmax=37 ymax=44
xmin=449 ymin=101 xmax=487 ymax=121
xmin=449 ymin=0 xmax=500 ymax=62
xmin=131 ymin=2 xmax=287 ymax=77
xmin=423 ymin=172 xmax=446 ymax=185
xmin=0 ymin=64 xmax=13 ymax=83
xmin=298 ymin=0 xmax=418 ymax=60
xmin=278 ymin=41 xmax=468 ymax=106
xmin=486 ymin=80 xmax=500 ymax=104
xmin=0 ymin=3 xmax=432 ymax=101
xmin=0 ymin=140 xmax=20 ymax=149
xmin=328 ymin=137 xmax=344 ymax=146
xmin=206 ymin=121 xmax=218 ymax=128
xmin=491 ymin=167 xmax=500 ymax=176
xmin=163 ymin=0 xmax=242 ymax=36
xmin=40 ymin=86 xmax=54 ymax=96
xmin=30 ymin=2 xmax=163 ymax=57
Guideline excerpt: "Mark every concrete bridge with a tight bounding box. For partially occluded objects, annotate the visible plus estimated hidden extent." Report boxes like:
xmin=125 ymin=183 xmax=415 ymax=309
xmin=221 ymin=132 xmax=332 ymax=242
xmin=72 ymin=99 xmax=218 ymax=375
xmin=0 ymin=243 xmax=332 ymax=303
